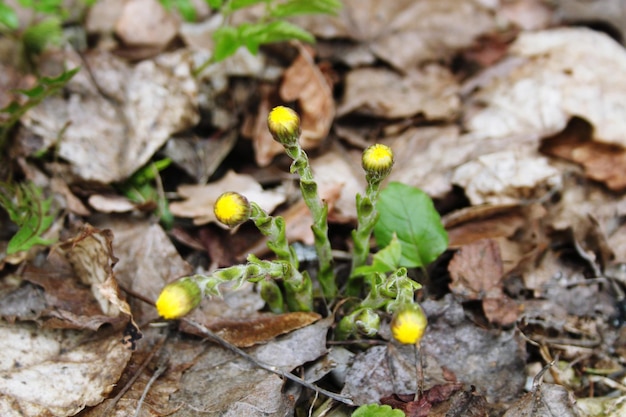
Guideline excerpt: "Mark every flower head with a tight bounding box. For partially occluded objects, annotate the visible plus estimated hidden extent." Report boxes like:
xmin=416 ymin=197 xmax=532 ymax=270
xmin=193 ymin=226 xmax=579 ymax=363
xmin=362 ymin=144 xmax=394 ymax=179
xmin=267 ymin=106 xmax=301 ymax=146
xmin=391 ymin=303 xmax=427 ymax=345
xmin=156 ymin=279 xmax=202 ymax=319
xmin=214 ymin=192 xmax=251 ymax=227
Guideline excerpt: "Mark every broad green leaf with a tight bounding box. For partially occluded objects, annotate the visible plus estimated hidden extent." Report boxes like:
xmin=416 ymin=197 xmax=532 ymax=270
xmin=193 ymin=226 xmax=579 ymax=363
xmin=354 ymin=234 xmax=401 ymax=276
xmin=269 ymin=0 xmax=341 ymax=18
xmin=205 ymin=0 xmax=223 ymax=8
xmin=374 ymin=182 xmax=448 ymax=268
xmin=173 ymin=0 xmax=196 ymax=21
xmin=19 ymin=85 xmax=46 ymax=98
xmin=352 ymin=404 xmax=405 ymax=417
xmin=0 ymin=3 xmax=19 ymax=29
xmin=212 ymin=26 xmax=242 ymax=62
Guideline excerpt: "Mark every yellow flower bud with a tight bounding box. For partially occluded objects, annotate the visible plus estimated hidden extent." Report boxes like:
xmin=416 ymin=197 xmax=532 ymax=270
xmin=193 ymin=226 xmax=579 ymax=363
xmin=214 ymin=192 xmax=251 ymax=227
xmin=156 ymin=279 xmax=202 ymax=319
xmin=391 ymin=303 xmax=427 ymax=345
xmin=267 ymin=106 xmax=301 ymax=146
xmin=362 ymin=144 xmax=394 ymax=178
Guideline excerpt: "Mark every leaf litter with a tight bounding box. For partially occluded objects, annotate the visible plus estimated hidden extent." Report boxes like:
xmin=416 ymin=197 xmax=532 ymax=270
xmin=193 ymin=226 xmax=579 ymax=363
xmin=1 ymin=1 xmax=626 ymax=416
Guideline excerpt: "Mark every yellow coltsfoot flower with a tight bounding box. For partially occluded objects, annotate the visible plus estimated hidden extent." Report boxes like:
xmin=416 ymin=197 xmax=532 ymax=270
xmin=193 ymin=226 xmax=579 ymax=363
xmin=391 ymin=303 xmax=427 ymax=345
xmin=362 ymin=144 xmax=394 ymax=179
xmin=156 ymin=279 xmax=201 ymax=319
xmin=214 ymin=192 xmax=251 ymax=227
xmin=267 ymin=106 xmax=301 ymax=146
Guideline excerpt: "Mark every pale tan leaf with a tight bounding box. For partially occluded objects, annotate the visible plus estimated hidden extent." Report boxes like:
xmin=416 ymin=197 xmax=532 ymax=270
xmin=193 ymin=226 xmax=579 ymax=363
xmin=169 ymin=170 xmax=286 ymax=225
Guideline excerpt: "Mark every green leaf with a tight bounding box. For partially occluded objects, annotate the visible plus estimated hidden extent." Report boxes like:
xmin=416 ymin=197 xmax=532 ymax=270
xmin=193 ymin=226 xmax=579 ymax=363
xmin=0 ymin=3 xmax=19 ymax=29
xmin=269 ymin=0 xmax=341 ymax=18
xmin=351 ymin=404 xmax=405 ymax=417
xmin=0 ymin=182 xmax=57 ymax=254
xmin=354 ymin=234 xmax=402 ymax=276
xmin=22 ymin=17 xmax=63 ymax=54
xmin=238 ymin=20 xmax=315 ymax=55
xmin=212 ymin=26 xmax=243 ymax=62
xmin=224 ymin=0 xmax=267 ymax=12
xmin=204 ymin=0 xmax=223 ymax=8
xmin=173 ymin=0 xmax=196 ymax=21
xmin=374 ymin=182 xmax=448 ymax=268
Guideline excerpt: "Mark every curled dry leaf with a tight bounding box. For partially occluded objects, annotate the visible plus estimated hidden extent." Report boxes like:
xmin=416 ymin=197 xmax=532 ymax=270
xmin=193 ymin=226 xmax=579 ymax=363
xmin=295 ymin=0 xmax=496 ymax=71
xmin=338 ymin=65 xmax=460 ymax=121
xmin=169 ymin=170 xmax=286 ymax=225
xmin=464 ymin=28 xmax=626 ymax=147
xmin=0 ymin=322 xmax=132 ymax=417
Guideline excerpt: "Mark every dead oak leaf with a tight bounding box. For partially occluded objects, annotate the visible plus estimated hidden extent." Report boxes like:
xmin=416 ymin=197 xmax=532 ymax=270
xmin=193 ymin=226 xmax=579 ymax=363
xmin=169 ymin=170 xmax=286 ymax=225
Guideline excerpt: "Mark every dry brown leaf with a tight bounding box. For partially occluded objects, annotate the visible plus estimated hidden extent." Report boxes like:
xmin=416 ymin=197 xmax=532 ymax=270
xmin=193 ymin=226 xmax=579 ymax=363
xmin=279 ymin=47 xmax=335 ymax=149
xmin=181 ymin=311 xmax=321 ymax=348
xmin=169 ymin=170 xmax=286 ymax=225
xmin=444 ymin=204 xmax=526 ymax=248
xmin=448 ymin=239 xmax=518 ymax=326
xmin=464 ymin=28 xmax=626 ymax=147
xmin=503 ymin=382 xmax=580 ymax=417
xmin=541 ymin=119 xmax=626 ymax=191
xmin=0 ymin=321 xmax=132 ymax=417
xmin=94 ymin=218 xmax=192 ymax=323
xmin=452 ymin=150 xmax=562 ymax=206
xmin=294 ymin=0 xmax=496 ymax=71
xmin=21 ymin=49 xmax=199 ymax=184
xmin=243 ymin=87 xmax=285 ymax=167
xmin=338 ymin=65 xmax=460 ymax=120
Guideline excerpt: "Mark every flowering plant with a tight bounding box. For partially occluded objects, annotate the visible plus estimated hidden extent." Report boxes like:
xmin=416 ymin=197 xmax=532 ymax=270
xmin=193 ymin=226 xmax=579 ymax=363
xmin=156 ymin=106 xmax=447 ymax=343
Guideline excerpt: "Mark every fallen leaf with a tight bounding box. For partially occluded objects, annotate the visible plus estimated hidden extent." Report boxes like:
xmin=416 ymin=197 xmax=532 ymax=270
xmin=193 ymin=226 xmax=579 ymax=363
xmin=338 ymin=65 xmax=460 ymax=120
xmin=541 ymin=118 xmax=626 ymax=191
xmin=93 ymin=218 xmax=192 ymax=323
xmin=464 ymin=28 xmax=626 ymax=147
xmin=181 ymin=311 xmax=321 ymax=348
xmin=280 ymin=46 xmax=335 ymax=150
xmin=169 ymin=170 xmax=286 ymax=225
xmin=553 ymin=0 xmax=626 ymax=43
xmin=295 ymin=0 xmax=496 ymax=71
xmin=448 ymin=238 xmax=519 ymax=325
xmin=21 ymin=49 xmax=199 ymax=184
xmin=0 ymin=321 xmax=132 ymax=417
xmin=452 ymin=151 xmax=562 ymax=206
xmin=114 ymin=0 xmax=179 ymax=52
xmin=503 ymin=382 xmax=580 ymax=417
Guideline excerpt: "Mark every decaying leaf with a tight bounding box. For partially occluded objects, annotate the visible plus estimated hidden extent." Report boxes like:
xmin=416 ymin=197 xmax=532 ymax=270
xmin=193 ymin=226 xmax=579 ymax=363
xmin=452 ymin=151 xmax=562 ymax=206
xmin=169 ymin=170 xmax=286 ymax=225
xmin=295 ymin=0 xmax=496 ymax=71
xmin=280 ymin=46 xmax=335 ymax=150
xmin=169 ymin=318 xmax=331 ymax=416
xmin=342 ymin=296 xmax=526 ymax=405
xmin=464 ymin=28 xmax=626 ymax=147
xmin=448 ymin=239 xmax=518 ymax=326
xmin=503 ymin=382 xmax=580 ymax=417
xmin=338 ymin=65 xmax=460 ymax=121
xmin=20 ymin=49 xmax=199 ymax=184
xmin=0 ymin=321 xmax=132 ymax=417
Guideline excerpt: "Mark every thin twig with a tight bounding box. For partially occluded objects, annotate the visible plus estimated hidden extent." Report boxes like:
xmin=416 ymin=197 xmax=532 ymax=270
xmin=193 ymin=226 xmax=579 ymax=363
xmin=183 ymin=318 xmax=355 ymax=406
xmin=134 ymin=356 xmax=169 ymax=417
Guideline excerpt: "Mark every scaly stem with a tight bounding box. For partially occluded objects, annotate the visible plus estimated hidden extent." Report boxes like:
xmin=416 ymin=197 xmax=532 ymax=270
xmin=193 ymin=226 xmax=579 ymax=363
xmin=283 ymin=142 xmax=336 ymax=300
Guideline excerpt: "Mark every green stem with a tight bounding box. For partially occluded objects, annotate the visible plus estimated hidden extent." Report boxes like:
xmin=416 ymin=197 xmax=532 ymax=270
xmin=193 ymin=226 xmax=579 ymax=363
xmin=283 ymin=143 xmax=336 ymax=300
xmin=249 ymin=202 xmax=299 ymax=268
xmin=346 ymin=178 xmax=383 ymax=296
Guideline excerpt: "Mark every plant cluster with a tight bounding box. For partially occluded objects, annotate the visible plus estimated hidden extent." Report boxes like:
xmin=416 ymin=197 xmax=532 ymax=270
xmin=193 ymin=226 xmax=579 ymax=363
xmin=156 ymin=106 xmax=448 ymax=344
